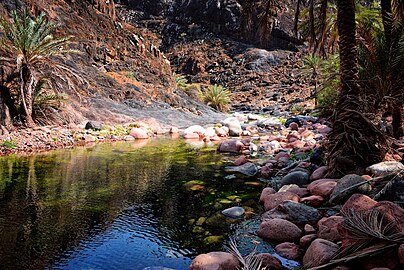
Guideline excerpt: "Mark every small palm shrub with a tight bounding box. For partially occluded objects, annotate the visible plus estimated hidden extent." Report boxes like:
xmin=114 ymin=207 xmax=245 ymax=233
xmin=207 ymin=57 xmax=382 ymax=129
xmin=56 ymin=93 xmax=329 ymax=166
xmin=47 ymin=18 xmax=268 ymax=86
xmin=202 ymin=84 xmax=231 ymax=112
xmin=173 ymin=73 xmax=189 ymax=90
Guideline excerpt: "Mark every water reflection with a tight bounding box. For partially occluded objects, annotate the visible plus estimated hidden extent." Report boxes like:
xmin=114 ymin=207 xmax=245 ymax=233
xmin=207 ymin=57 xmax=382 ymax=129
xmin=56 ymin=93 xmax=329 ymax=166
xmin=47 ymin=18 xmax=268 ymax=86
xmin=0 ymin=139 xmax=260 ymax=270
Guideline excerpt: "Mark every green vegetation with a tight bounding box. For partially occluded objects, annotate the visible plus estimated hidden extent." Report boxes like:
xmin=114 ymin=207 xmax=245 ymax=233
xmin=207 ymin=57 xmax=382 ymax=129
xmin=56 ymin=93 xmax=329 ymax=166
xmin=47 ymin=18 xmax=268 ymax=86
xmin=0 ymin=10 xmax=79 ymax=126
xmin=201 ymin=84 xmax=231 ymax=112
xmin=1 ymin=140 xmax=17 ymax=149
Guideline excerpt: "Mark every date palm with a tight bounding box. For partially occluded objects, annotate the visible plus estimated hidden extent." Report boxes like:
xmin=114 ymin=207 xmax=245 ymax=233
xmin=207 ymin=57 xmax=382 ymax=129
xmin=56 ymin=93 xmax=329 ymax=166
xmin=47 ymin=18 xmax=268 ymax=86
xmin=0 ymin=10 xmax=76 ymax=126
xmin=326 ymin=0 xmax=387 ymax=176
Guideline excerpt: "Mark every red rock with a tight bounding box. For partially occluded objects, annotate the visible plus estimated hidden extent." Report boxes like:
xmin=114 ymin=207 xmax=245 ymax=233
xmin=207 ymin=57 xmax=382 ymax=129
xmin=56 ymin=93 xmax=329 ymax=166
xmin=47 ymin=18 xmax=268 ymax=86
xmin=371 ymin=201 xmax=404 ymax=233
xmin=263 ymin=191 xmax=300 ymax=211
xmin=259 ymin=187 xmax=276 ymax=205
xmin=257 ymin=218 xmax=302 ymax=243
xmin=341 ymin=194 xmax=377 ymax=214
xmin=303 ymin=239 xmax=339 ymax=268
xmin=217 ymin=140 xmax=244 ymax=153
xmin=214 ymin=127 xmax=228 ymax=137
xmin=130 ymin=127 xmax=149 ymax=139
xmin=318 ymin=216 xmax=344 ymax=243
xmin=275 ymin=242 xmax=301 ymax=260
xmin=189 ymin=252 xmax=240 ymax=270
xmin=310 ymin=166 xmax=328 ymax=180
xmin=260 ymin=163 xmax=274 ymax=178
xmin=304 ymin=224 xmax=316 ymax=234
xmin=234 ymin=156 xmax=248 ymax=166
xmin=274 ymin=151 xmax=290 ymax=161
xmin=301 ymin=195 xmax=325 ymax=206
xmin=254 ymin=253 xmax=283 ymax=270
xmin=286 ymin=140 xmax=306 ymax=149
xmin=299 ymin=234 xmax=317 ymax=247
xmin=361 ymin=250 xmax=399 ymax=270
xmin=308 ymin=179 xmax=337 ymax=197
xmin=398 ymin=244 xmax=404 ymax=266
xmin=289 ymin=122 xmax=299 ymax=130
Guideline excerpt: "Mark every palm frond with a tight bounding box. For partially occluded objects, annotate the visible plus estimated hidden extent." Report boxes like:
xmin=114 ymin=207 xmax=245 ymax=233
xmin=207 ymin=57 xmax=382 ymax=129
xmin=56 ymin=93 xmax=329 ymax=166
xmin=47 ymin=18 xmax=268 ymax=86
xmin=225 ymin=238 xmax=264 ymax=270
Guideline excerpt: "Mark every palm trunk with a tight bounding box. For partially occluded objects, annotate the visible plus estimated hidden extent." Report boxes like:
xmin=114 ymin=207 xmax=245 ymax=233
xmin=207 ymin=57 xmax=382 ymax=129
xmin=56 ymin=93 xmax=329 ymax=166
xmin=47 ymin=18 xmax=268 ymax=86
xmin=326 ymin=0 xmax=387 ymax=177
xmin=20 ymin=65 xmax=35 ymax=127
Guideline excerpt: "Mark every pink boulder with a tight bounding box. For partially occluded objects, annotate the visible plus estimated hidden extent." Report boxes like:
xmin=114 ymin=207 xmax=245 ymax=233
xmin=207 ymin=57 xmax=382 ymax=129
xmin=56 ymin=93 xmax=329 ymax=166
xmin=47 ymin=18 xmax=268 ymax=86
xmin=301 ymin=195 xmax=325 ymax=206
xmin=318 ymin=216 xmax=345 ymax=243
xmin=254 ymin=253 xmax=283 ymax=270
xmin=130 ymin=128 xmax=149 ymax=139
xmin=310 ymin=166 xmax=328 ymax=180
xmin=259 ymin=187 xmax=276 ymax=205
xmin=257 ymin=218 xmax=302 ymax=243
xmin=189 ymin=252 xmax=240 ymax=270
xmin=308 ymin=179 xmax=337 ymax=197
xmin=275 ymin=242 xmax=302 ymax=260
xmin=341 ymin=194 xmax=377 ymax=214
xmin=299 ymin=234 xmax=317 ymax=247
xmin=263 ymin=191 xmax=300 ymax=211
xmin=303 ymin=239 xmax=339 ymax=268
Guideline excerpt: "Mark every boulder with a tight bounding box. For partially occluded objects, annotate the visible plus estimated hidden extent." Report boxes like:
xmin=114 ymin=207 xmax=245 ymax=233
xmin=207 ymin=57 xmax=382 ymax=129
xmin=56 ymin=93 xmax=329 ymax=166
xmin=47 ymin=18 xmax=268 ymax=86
xmin=280 ymin=171 xmax=310 ymax=187
xmin=303 ymin=239 xmax=339 ymax=268
xmin=215 ymin=127 xmax=228 ymax=137
xmin=317 ymin=216 xmax=345 ymax=243
xmin=184 ymin=133 xmax=200 ymax=140
xmin=330 ymin=174 xmax=372 ymax=204
xmin=234 ymin=156 xmax=248 ymax=166
xmin=253 ymin=253 xmax=283 ymax=270
xmin=130 ymin=128 xmax=149 ymax=139
xmin=189 ymin=252 xmax=240 ymax=270
xmin=341 ymin=194 xmax=377 ymax=214
xmin=217 ymin=140 xmax=244 ymax=153
xmin=224 ymin=162 xmax=258 ymax=177
xmin=259 ymin=187 xmax=276 ymax=204
xmin=367 ymin=161 xmax=404 ymax=176
xmin=287 ymin=187 xmax=310 ymax=198
xmin=371 ymin=201 xmax=404 ymax=233
xmin=278 ymin=184 xmax=300 ymax=192
xmin=85 ymin=121 xmax=103 ymax=130
xmin=310 ymin=166 xmax=328 ymax=180
xmin=262 ymin=191 xmax=300 ymax=211
xmin=221 ymin=117 xmax=242 ymax=136
xmin=275 ymin=242 xmax=301 ymax=260
xmin=257 ymin=218 xmax=302 ymax=243
xmin=300 ymin=234 xmax=317 ymax=247
xmin=308 ymin=179 xmax=337 ymax=197
xmin=184 ymin=125 xmax=205 ymax=136
xmin=262 ymin=201 xmax=321 ymax=226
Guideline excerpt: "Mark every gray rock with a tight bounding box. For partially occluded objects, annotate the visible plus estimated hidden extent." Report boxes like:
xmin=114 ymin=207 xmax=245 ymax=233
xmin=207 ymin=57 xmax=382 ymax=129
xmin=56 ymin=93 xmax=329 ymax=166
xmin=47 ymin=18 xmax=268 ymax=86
xmin=281 ymin=171 xmax=310 ymax=187
xmin=221 ymin=206 xmax=245 ymax=219
xmin=85 ymin=121 xmax=102 ymax=130
xmin=225 ymin=162 xmax=258 ymax=177
xmin=367 ymin=161 xmax=404 ymax=176
xmin=330 ymin=174 xmax=371 ymax=204
xmin=257 ymin=117 xmax=283 ymax=130
xmin=262 ymin=201 xmax=321 ymax=226
xmin=221 ymin=117 xmax=242 ymax=136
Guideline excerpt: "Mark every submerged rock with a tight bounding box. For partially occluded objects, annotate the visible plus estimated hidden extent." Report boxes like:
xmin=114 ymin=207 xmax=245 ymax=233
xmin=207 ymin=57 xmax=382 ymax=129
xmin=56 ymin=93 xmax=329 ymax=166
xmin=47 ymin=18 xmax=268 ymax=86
xmin=224 ymin=162 xmax=258 ymax=177
xmin=221 ymin=206 xmax=245 ymax=219
xmin=189 ymin=252 xmax=240 ymax=270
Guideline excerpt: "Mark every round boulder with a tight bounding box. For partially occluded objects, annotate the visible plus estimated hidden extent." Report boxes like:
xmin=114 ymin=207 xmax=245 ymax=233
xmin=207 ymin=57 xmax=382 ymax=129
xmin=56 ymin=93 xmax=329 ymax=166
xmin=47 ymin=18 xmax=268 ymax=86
xmin=303 ymin=239 xmax=339 ymax=268
xmin=281 ymin=171 xmax=310 ymax=187
xmin=257 ymin=218 xmax=302 ymax=243
xmin=330 ymin=174 xmax=371 ymax=204
xmin=275 ymin=242 xmax=302 ymax=260
xmin=263 ymin=191 xmax=300 ymax=211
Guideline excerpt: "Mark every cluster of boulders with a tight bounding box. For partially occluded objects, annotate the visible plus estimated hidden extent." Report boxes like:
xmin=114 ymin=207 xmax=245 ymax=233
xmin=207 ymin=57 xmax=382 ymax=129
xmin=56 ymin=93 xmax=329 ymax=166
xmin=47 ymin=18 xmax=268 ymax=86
xmin=188 ymin=114 xmax=404 ymax=270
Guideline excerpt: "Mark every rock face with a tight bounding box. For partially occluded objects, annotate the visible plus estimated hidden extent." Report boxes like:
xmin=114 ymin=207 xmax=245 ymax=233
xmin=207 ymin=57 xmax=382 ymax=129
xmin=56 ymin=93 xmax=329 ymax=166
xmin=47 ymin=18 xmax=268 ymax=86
xmin=330 ymin=174 xmax=371 ymax=204
xmin=189 ymin=252 xmax=240 ymax=270
xmin=303 ymin=239 xmax=339 ymax=268
xmin=257 ymin=218 xmax=302 ymax=243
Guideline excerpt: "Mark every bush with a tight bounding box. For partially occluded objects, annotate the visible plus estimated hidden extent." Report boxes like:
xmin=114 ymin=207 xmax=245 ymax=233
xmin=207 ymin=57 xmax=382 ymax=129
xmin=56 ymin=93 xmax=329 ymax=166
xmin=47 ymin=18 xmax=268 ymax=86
xmin=202 ymin=84 xmax=231 ymax=112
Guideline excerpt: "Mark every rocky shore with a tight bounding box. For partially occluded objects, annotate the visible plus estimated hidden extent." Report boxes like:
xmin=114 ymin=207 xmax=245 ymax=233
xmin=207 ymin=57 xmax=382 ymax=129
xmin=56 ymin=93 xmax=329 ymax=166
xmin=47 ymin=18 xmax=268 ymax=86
xmin=182 ymin=113 xmax=404 ymax=270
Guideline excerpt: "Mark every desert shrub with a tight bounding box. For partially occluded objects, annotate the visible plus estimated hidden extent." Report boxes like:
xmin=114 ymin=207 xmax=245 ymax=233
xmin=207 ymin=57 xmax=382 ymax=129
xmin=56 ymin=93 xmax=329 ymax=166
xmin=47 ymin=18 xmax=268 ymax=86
xmin=201 ymin=84 xmax=231 ymax=112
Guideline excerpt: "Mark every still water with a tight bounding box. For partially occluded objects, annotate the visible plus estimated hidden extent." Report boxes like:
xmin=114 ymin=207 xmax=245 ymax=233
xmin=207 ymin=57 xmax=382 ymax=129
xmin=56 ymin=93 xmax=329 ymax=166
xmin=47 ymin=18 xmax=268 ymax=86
xmin=0 ymin=139 xmax=266 ymax=270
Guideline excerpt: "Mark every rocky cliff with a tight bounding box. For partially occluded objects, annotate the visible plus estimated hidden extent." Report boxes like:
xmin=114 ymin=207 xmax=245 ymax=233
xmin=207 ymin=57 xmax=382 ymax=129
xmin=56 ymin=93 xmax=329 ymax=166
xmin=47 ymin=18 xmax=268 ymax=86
xmin=0 ymin=0 xmax=224 ymax=127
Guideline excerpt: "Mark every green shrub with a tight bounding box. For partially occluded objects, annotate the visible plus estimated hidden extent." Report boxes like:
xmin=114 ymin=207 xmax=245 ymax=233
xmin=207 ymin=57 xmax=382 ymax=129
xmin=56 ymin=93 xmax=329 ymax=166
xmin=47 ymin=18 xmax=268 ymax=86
xmin=173 ymin=73 xmax=189 ymax=90
xmin=1 ymin=140 xmax=17 ymax=149
xmin=201 ymin=84 xmax=231 ymax=112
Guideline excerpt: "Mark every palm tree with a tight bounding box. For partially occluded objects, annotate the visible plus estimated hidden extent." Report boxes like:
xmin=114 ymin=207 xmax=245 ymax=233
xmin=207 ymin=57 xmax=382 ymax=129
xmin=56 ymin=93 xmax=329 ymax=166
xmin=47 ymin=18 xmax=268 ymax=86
xmin=326 ymin=0 xmax=387 ymax=177
xmin=0 ymin=10 xmax=76 ymax=126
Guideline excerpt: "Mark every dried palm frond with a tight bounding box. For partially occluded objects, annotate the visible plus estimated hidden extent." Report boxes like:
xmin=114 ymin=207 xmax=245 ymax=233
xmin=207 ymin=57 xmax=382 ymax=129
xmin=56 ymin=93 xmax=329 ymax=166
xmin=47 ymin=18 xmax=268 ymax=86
xmin=307 ymin=208 xmax=404 ymax=270
xmin=225 ymin=238 xmax=265 ymax=270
